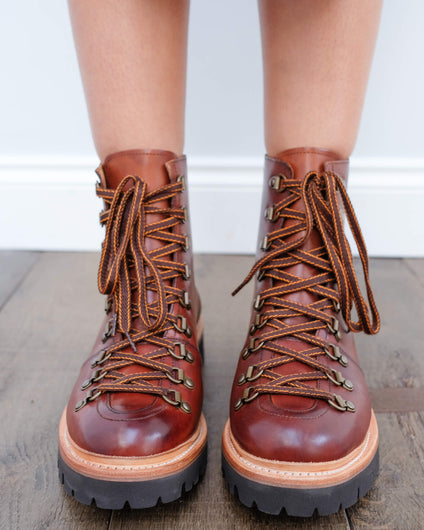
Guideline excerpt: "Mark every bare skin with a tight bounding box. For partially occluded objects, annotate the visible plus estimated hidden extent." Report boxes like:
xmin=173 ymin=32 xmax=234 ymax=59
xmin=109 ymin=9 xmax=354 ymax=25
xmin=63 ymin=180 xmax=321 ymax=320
xmin=67 ymin=0 xmax=189 ymax=161
xmin=68 ymin=0 xmax=383 ymax=168
xmin=258 ymin=0 xmax=383 ymax=159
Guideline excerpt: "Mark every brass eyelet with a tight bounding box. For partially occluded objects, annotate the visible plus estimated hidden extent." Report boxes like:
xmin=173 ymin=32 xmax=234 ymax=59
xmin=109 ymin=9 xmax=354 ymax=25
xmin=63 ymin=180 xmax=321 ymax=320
xmin=234 ymin=387 xmax=259 ymax=411
xmin=182 ymin=235 xmax=190 ymax=252
xmin=104 ymin=297 xmax=113 ymax=314
xmin=166 ymin=368 xmax=194 ymax=389
xmin=261 ymin=235 xmax=272 ymax=251
xmin=81 ymin=369 xmax=107 ymax=391
xmin=174 ymin=315 xmax=192 ymax=337
xmin=253 ymin=295 xmax=264 ymax=311
xmin=177 ymin=174 xmax=186 ymax=191
xmin=181 ymin=206 xmax=188 ymax=223
xmin=162 ymin=389 xmax=191 ymax=413
xmin=328 ymin=394 xmax=355 ymax=413
xmin=249 ymin=314 xmax=268 ymax=335
xmin=245 ymin=365 xmax=264 ymax=382
xmin=249 ymin=337 xmax=265 ymax=353
xmin=168 ymin=342 xmax=194 ymax=363
xmin=179 ymin=291 xmax=191 ymax=309
xmin=182 ymin=264 xmax=191 ymax=280
xmin=102 ymin=319 xmax=113 ymax=343
xmin=269 ymin=173 xmax=287 ymax=192
xmin=264 ymin=205 xmax=278 ymax=223
xmin=327 ymin=316 xmax=342 ymax=341
xmin=91 ymin=349 xmax=112 ymax=368
xmin=324 ymin=344 xmax=348 ymax=367
xmin=74 ymin=388 xmax=102 ymax=412
xmin=326 ymin=369 xmax=353 ymax=391
xmin=332 ymin=300 xmax=341 ymax=313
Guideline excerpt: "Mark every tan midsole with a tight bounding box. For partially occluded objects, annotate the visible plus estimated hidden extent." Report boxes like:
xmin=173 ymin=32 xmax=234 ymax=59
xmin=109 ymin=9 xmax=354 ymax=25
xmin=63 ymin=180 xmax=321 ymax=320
xmin=59 ymin=411 xmax=207 ymax=482
xmin=222 ymin=410 xmax=378 ymax=488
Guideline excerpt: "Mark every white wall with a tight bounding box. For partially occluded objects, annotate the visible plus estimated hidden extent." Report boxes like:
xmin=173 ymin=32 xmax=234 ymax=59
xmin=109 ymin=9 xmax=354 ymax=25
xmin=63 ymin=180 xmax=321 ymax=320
xmin=1 ymin=1 xmax=423 ymax=255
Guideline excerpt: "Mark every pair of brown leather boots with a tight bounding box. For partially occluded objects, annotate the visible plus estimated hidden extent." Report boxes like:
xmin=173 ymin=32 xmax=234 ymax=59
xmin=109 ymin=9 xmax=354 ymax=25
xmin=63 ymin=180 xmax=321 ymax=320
xmin=58 ymin=146 xmax=380 ymax=517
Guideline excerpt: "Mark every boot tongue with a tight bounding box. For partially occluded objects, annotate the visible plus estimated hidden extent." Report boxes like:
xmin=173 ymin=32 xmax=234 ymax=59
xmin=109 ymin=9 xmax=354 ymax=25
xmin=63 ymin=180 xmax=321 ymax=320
xmin=269 ymin=147 xmax=343 ymax=332
xmin=274 ymin=146 xmax=342 ymax=177
xmin=102 ymin=148 xmax=178 ymax=189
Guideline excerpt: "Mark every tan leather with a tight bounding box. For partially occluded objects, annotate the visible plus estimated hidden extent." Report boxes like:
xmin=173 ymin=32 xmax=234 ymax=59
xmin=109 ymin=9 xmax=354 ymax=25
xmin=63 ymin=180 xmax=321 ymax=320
xmin=228 ymin=147 xmax=379 ymax=463
xmin=64 ymin=149 xmax=204 ymax=458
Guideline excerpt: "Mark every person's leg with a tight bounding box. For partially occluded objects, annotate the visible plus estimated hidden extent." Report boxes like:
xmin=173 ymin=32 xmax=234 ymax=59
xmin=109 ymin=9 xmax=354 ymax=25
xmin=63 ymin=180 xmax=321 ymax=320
xmin=223 ymin=1 xmax=383 ymax=517
xmin=60 ymin=1 xmax=207 ymax=510
xmin=68 ymin=0 xmax=189 ymax=160
xmin=259 ymin=0 xmax=382 ymax=158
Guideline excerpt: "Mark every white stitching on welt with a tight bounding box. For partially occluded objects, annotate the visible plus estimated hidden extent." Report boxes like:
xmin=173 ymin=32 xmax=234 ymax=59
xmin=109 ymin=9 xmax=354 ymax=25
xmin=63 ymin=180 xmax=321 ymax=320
xmin=63 ymin=424 xmax=204 ymax=472
xmin=228 ymin=429 xmax=371 ymax=478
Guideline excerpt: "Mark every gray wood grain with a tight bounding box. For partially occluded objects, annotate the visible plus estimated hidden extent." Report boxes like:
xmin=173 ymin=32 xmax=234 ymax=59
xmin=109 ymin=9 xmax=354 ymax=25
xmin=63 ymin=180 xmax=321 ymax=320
xmin=0 ymin=250 xmax=39 ymax=308
xmin=0 ymin=252 xmax=423 ymax=529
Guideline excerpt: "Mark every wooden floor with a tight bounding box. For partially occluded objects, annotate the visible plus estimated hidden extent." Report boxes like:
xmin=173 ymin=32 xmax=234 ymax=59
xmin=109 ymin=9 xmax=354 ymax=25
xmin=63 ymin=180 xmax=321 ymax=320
xmin=1 ymin=252 xmax=424 ymax=529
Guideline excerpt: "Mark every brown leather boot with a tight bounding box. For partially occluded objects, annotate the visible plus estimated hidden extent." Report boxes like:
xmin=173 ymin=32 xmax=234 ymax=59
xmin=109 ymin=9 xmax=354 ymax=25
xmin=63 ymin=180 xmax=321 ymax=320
xmin=58 ymin=149 xmax=207 ymax=509
xmin=222 ymin=147 xmax=380 ymax=517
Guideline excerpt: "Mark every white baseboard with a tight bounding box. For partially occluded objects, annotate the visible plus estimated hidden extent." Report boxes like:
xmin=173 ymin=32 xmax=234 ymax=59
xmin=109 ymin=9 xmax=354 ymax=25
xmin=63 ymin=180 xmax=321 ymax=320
xmin=1 ymin=156 xmax=423 ymax=256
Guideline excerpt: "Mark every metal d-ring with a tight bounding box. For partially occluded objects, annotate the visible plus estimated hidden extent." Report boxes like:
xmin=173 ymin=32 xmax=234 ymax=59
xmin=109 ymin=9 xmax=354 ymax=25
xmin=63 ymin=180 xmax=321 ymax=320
xmin=328 ymin=394 xmax=355 ymax=413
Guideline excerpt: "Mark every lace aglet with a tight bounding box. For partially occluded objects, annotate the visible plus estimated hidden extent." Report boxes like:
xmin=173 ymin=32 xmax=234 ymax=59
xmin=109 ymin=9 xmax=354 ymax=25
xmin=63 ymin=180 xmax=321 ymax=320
xmin=125 ymin=331 xmax=138 ymax=353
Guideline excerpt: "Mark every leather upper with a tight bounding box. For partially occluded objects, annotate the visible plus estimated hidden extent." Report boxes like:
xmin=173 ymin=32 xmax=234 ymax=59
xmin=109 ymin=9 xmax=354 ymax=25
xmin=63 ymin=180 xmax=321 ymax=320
xmin=66 ymin=149 xmax=203 ymax=457
xmin=229 ymin=147 xmax=378 ymax=463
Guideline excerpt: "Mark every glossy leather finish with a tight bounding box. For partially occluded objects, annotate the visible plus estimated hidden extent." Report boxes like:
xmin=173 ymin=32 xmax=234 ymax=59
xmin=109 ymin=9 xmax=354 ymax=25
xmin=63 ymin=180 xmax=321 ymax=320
xmin=229 ymin=147 xmax=374 ymax=463
xmin=65 ymin=149 xmax=203 ymax=457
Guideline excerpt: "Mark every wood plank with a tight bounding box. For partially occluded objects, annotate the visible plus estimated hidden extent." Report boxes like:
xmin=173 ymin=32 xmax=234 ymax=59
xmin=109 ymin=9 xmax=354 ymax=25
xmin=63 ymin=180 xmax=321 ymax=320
xmin=370 ymin=388 xmax=424 ymax=413
xmin=347 ymin=412 xmax=424 ymax=528
xmin=355 ymin=259 xmax=424 ymax=390
xmin=0 ymin=250 xmax=40 ymax=308
xmin=1 ymin=253 xmax=423 ymax=528
xmin=0 ymin=252 xmax=110 ymax=530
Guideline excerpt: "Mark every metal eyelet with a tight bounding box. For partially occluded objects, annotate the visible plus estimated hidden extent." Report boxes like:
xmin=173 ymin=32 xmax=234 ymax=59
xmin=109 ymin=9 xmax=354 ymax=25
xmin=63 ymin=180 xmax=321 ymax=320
xmin=81 ymin=369 xmax=107 ymax=391
xmin=238 ymin=365 xmax=264 ymax=385
xmin=249 ymin=337 xmax=265 ymax=353
xmin=269 ymin=174 xmax=287 ymax=191
xmin=332 ymin=300 xmax=341 ymax=313
xmin=177 ymin=174 xmax=186 ymax=191
xmin=327 ymin=316 xmax=342 ymax=341
xmin=249 ymin=314 xmax=268 ymax=335
xmin=104 ymin=297 xmax=113 ymax=314
xmin=257 ymin=268 xmax=266 ymax=281
xmin=179 ymin=291 xmax=191 ymax=309
xmin=91 ymin=348 xmax=112 ymax=368
xmin=234 ymin=387 xmax=259 ymax=411
xmin=261 ymin=235 xmax=272 ymax=251
xmin=182 ymin=235 xmax=190 ymax=252
xmin=182 ymin=264 xmax=191 ymax=280
xmin=328 ymin=394 xmax=355 ymax=413
xmin=166 ymin=368 xmax=194 ymax=389
xmin=174 ymin=315 xmax=192 ymax=337
xmin=74 ymin=389 xmax=102 ymax=412
xmin=326 ymin=369 xmax=353 ymax=391
xmin=102 ymin=319 xmax=113 ymax=343
xmin=253 ymin=295 xmax=264 ymax=311
xmin=162 ymin=389 xmax=191 ymax=413
xmin=324 ymin=344 xmax=348 ymax=367
xmin=264 ymin=205 xmax=278 ymax=223
xmin=181 ymin=206 xmax=188 ymax=223
xmin=168 ymin=342 xmax=194 ymax=363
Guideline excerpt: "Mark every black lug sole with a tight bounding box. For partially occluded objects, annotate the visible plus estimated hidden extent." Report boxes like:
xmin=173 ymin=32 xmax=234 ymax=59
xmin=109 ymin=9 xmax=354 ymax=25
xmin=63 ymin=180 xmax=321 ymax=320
xmin=58 ymin=444 xmax=207 ymax=510
xmin=222 ymin=448 xmax=379 ymax=517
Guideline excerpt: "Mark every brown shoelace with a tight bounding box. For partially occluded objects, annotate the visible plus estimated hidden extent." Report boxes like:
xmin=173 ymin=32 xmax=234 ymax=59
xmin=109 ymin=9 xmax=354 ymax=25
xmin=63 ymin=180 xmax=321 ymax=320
xmin=233 ymin=170 xmax=380 ymax=412
xmin=75 ymin=174 xmax=194 ymax=413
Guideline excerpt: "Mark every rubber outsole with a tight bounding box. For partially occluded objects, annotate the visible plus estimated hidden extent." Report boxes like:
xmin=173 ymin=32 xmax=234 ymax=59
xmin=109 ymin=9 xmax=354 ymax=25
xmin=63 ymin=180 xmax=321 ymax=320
xmin=58 ymin=444 xmax=207 ymax=510
xmin=222 ymin=447 xmax=379 ymax=517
